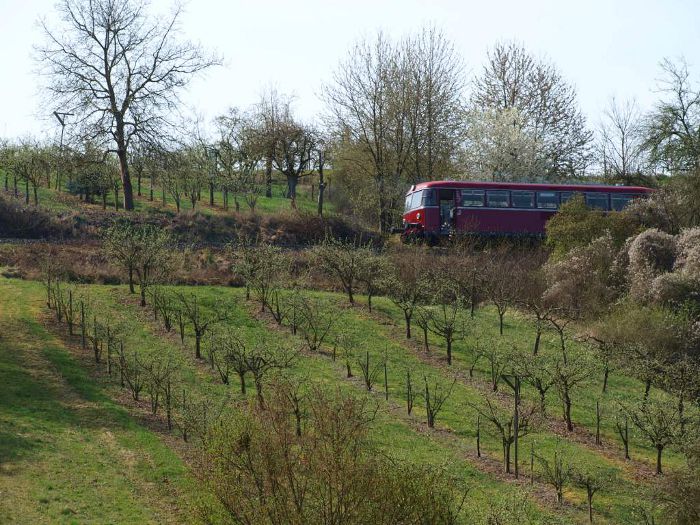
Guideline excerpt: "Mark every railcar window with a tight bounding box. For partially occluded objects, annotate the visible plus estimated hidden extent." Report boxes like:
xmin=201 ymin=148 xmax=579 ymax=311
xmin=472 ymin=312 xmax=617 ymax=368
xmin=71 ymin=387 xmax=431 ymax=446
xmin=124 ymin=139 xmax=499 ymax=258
xmin=405 ymin=194 xmax=412 ymax=211
xmin=511 ymin=190 xmax=534 ymax=208
xmin=610 ymin=193 xmax=634 ymax=211
xmin=559 ymin=191 xmax=580 ymax=204
xmin=487 ymin=190 xmax=510 ymax=208
xmin=423 ymin=189 xmax=437 ymax=206
xmin=586 ymin=192 xmax=609 ymax=210
xmin=537 ymin=191 xmax=558 ymax=209
xmin=462 ymin=189 xmax=485 ymax=207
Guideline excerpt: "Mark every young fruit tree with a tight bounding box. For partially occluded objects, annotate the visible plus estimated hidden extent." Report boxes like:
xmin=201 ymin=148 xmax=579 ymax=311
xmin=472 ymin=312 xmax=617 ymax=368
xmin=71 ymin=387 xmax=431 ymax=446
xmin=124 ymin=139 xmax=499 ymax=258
xmin=469 ymin=393 xmax=538 ymax=474
xmin=622 ymin=398 xmax=682 ymax=474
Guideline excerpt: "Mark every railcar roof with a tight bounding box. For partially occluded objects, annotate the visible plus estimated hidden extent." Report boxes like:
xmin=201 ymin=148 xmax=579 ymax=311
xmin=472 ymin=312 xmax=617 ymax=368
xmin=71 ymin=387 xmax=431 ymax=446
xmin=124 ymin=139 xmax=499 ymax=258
xmin=410 ymin=180 xmax=653 ymax=193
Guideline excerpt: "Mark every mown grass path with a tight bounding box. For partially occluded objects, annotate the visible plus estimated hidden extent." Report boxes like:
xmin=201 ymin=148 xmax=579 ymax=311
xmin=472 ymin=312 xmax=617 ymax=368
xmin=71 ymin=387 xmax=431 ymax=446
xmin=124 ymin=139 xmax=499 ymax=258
xmin=0 ymin=278 xmax=197 ymax=524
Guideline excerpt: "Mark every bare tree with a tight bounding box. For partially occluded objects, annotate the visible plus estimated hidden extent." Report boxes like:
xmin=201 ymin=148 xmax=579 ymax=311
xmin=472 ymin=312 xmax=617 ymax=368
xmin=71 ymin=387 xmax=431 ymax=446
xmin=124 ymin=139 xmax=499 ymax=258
xmin=517 ymin=268 xmax=555 ymax=355
xmin=519 ymin=352 xmax=557 ymax=416
xmin=312 ymin=236 xmax=370 ymax=304
xmin=423 ymin=375 xmax=456 ymax=428
xmin=426 ymin=281 xmax=466 ymax=366
xmin=245 ymin=342 xmax=297 ymax=406
xmin=622 ymin=399 xmax=681 ymax=474
xmin=468 ymin=393 xmax=538 ymax=474
xmin=404 ymin=25 xmax=466 ymax=182
xmin=206 ymin=325 xmax=245 ymax=385
xmin=553 ymin=351 xmax=595 ymax=432
xmin=357 ymin=251 xmax=390 ymax=312
xmin=9 ymin=141 xmax=51 ymax=205
xmin=357 ymin=350 xmax=384 ymax=391
xmin=215 ymin=107 xmax=262 ymax=211
xmin=37 ymin=0 xmax=219 ymax=210
xmin=175 ymin=293 xmax=228 ymax=360
xmin=270 ymin=111 xmax=317 ymax=207
xmin=536 ymin=443 xmax=575 ymax=506
xmin=324 ymin=33 xmax=413 ymax=232
xmin=573 ymin=464 xmax=615 ymax=523
xmin=297 ymin=296 xmax=336 ymax=353
xmin=599 ymin=97 xmax=647 ymax=184
xmin=386 ymin=250 xmax=430 ymax=339
xmin=643 ymin=58 xmax=700 ymax=174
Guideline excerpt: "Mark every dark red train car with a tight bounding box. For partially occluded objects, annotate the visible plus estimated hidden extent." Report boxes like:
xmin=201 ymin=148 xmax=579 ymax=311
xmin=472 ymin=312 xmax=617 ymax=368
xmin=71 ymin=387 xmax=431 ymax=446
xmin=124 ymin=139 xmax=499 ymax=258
xmin=401 ymin=180 xmax=653 ymax=241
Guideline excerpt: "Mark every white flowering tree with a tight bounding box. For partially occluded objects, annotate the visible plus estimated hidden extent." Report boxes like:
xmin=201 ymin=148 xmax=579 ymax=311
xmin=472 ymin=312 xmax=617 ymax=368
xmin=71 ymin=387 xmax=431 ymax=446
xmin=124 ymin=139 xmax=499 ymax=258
xmin=461 ymin=107 xmax=543 ymax=181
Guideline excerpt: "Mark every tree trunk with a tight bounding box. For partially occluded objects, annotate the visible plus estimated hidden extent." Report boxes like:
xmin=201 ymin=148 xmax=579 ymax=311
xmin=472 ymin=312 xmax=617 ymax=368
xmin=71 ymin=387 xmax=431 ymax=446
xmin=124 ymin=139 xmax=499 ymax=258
xmin=446 ymin=337 xmax=452 ymax=365
xmin=209 ymin=182 xmax=214 ymax=206
xmin=588 ymin=489 xmax=593 ymax=523
xmin=317 ymin=153 xmax=325 ymax=216
xmin=602 ymin=367 xmax=609 ymax=393
xmin=504 ymin=441 xmax=511 ymax=473
xmin=404 ymin=311 xmax=412 ymax=339
xmin=644 ymin=379 xmax=652 ymax=401
xmin=116 ymin=147 xmax=134 ymax=210
xmin=295 ymin=410 xmax=302 ymax=437
xmin=265 ymin=156 xmax=272 ymax=198
xmin=238 ymin=371 xmax=246 ymax=394
xmin=538 ymin=388 xmax=547 ymax=416
xmin=128 ymin=268 xmax=135 ymax=294
xmin=33 ymin=184 xmax=38 ymax=205
xmin=656 ymin=445 xmax=663 ymax=474
xmin=564 ymin=390 xmax=573 ymax=431
xmin=499 ymin=312 xmax=504 ymax=335
xmin=286 ymin=174 xmax=298 ymax=207
xmin=195 ymin=333 xmax=202 ymax=359
xmin=533 ymin=328 xmax=541 ymax=355
xmin=476 ymin=415 xmax=481 ymax=457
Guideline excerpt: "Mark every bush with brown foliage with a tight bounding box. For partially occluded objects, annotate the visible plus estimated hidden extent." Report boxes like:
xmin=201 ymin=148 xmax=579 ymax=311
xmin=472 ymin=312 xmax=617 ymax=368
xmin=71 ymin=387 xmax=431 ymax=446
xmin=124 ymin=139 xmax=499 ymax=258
xmin=196 ymin=384 xmax=466 ymax=525
xmin=0 ymin=192 xmax=76 ymax=239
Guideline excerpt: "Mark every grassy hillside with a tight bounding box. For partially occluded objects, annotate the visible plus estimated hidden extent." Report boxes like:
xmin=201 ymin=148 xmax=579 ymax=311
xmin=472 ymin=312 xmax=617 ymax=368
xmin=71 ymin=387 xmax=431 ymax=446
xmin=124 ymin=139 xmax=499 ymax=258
xmin=2 ymin=173 xmax=332 ymax=218
xmin=0 ymin=272 xmax=678 ymax=523
xmin=0 ymin=278 xmax=210 ymax=524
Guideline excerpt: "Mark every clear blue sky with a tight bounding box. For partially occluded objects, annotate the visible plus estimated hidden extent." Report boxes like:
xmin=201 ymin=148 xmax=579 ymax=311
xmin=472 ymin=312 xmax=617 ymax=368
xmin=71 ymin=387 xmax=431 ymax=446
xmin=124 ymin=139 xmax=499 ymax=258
xmin=1 ymin=0 xmax=699 ymax=140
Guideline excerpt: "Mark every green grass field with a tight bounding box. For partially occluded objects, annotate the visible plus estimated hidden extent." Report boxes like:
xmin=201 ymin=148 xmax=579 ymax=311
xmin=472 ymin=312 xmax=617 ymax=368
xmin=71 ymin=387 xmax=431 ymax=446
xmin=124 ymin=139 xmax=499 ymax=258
xmin=0 ymin=278 xmax=209 ymax=524
xmin=1 ymin=170 xmax=334 ymax=218
xmin=0 ymin=272 xmax=678 ymax=523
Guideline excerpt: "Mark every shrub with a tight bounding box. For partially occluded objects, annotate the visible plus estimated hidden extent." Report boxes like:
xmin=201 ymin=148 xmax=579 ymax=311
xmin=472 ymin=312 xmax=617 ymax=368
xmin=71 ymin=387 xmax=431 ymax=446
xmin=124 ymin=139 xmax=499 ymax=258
xmin=545 ymin=195 xmax=639 ymax=258
xmin=0 ymin=192 xmax=75 ymax=239
xmin=627 ymin=229 xmax=677 ymax=302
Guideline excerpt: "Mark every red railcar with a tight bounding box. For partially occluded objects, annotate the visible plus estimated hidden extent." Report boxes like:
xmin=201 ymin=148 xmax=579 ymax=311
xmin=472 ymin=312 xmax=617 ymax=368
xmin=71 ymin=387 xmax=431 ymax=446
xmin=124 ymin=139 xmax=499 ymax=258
xmin=401 ymin=180 xmax=653 ymax=242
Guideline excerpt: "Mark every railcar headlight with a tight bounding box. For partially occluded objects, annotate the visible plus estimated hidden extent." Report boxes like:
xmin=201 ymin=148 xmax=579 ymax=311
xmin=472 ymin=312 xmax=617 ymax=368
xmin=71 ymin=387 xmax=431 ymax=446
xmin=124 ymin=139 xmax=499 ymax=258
xmin=416 ymin=212 xmax=421 ymax=220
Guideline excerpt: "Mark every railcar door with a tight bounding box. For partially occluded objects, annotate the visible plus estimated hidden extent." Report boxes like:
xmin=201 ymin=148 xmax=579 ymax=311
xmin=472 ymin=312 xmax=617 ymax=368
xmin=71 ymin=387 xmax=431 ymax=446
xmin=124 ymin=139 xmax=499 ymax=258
xmin=438 ymin=189 xmax=457 ymax=234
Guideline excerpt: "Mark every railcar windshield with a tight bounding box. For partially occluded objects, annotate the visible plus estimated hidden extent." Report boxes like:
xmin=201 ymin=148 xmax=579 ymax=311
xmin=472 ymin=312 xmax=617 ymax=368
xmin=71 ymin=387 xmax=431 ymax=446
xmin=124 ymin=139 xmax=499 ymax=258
xmin=404 ymin=189 xmax=437 ymax=211
xmin=404 ymin=190 xmax=422 ymax=211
